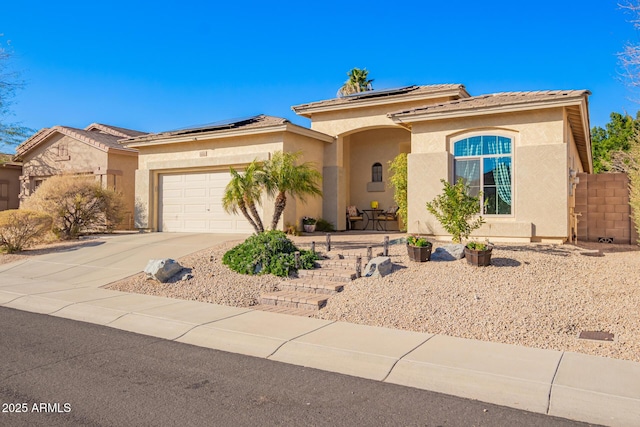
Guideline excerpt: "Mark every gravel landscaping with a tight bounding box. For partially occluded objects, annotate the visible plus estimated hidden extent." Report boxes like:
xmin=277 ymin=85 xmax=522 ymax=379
xmin=4 ymin=232 xmax=639 ymax=363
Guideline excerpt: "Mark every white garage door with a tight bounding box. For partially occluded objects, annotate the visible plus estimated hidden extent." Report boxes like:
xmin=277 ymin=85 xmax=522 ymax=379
xmin=158 ymin=172 xmax=258 ymax=233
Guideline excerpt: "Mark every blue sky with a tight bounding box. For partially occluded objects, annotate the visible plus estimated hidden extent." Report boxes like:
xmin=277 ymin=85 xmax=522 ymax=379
xmin=1 ymin=0 xmax=639 ymax=146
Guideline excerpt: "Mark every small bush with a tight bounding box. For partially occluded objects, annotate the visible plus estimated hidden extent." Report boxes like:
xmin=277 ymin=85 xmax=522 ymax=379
xmin=0 ymin=210 xmax=53 ymax=253
xmin=315 ymin=218 xmax=335 ymax=232
xmin=426 ymin=178 xmax=485 ymax=243
xmin=223 ymin=230 xmax=318 ymax=277
xmin=23 ymin=175 xmax=124 ymax=239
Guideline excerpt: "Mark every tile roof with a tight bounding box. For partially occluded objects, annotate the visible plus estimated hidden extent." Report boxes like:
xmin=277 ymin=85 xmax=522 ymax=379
xmin=122 ymin=114 xmax=291 ymax=143
xmin=390 ymin=90 xmax=591 ymax=118
xmin=15 ymin=123 xmax=145 ymax=157
xmin=85 ymin=123 xmax=147 ymax=138
xmin=292 ymin=84 xmax=468 ymax=113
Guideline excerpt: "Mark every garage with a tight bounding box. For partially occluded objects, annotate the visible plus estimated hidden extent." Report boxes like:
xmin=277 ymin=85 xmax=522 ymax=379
xmin=158 ymin=171 xmax=258 ymax=233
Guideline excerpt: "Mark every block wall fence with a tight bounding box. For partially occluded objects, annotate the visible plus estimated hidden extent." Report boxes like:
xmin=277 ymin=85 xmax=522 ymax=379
xmin=574 ymin=173 xmax=638 ymax=244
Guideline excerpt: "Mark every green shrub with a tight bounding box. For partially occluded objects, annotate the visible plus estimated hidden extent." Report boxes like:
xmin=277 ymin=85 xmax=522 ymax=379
xmin=426 ymin=178 xmax=485 ymax=243
xmin=388 ymin=153 xmax=408 ymax=231
xmin=223 ymin=230 xmax=318 ymax=277
xmin=314 ymin=218 xmax=335 ymax=232
xmin=0 ymin=210 xmax=53 ymax=253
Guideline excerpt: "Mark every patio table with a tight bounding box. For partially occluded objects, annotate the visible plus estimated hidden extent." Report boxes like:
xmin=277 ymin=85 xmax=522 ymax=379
xmin=362 ymin=209 xmax=384 ymax=230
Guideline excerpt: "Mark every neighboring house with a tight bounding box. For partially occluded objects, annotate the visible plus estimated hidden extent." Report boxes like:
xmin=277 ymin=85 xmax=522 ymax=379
xmin=0 ymin=153 xmax=22 ymax=211
xmin=15 ymin=123 xmax=146 ymax=229
xmin=126 ymin=84 xmax=592 ymax=243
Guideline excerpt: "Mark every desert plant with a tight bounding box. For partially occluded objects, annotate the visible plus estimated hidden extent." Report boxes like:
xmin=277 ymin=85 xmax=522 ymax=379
xmin=426 ymin=178 xmax=485 ymax=243
xmin=23 ymin=175 xmax=124 ymax=239
xmin=407 ymin=235 xmax=431 ymax=247
xmin=222 ymin=163 xmax=265 ymax=234
xmin=222 ymin=230 xmax=318 ymax=277
xmin=388 ymin=153 xmax=408 ymax=231
xmin=302 ymin=216 xmax=317 ymax=225
xmin=261 ymin=151 xmax=323 ymax=231
xmin=466 ymin=241 xmax=489 ymax=251
xmin=314 ymin=218 xmax=335 ymax=232
xmin=0 ymin=209 xmax=52 ymax=253
xmin=609 ymin=130 xmax=640 ymax=245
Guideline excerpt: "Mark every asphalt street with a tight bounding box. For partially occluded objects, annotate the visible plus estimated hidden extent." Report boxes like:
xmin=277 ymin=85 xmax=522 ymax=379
xmin=0 ymin=307 xmax=595 ymax=426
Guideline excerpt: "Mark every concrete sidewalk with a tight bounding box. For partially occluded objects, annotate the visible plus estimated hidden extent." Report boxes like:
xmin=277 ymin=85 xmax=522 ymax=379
xmin=1 ymin=233 xmax=638 ymax=426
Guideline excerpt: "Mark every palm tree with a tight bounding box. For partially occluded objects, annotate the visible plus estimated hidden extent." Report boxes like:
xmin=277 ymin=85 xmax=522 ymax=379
xmin=261 ymin=151 xmax=323 ymax=230
xmin=222 ymin=162 xmax=265 ymax=234
xmin=337 ymin=67 xmax=374 ymax=97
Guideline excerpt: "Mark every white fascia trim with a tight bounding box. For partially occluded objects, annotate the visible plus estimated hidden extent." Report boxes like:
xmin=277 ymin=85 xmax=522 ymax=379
xmin=389 ymin=98 xmax=586 ymax=123
xmin=292 ymin=89 xmax=467 ymax=117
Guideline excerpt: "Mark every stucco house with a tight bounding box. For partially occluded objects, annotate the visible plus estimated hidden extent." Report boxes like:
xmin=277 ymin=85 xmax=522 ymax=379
xmin=15 ymin=123 xmax=146 ymax=228
xmin=0 ymin=153 xmax=21 ymax=211
xmin=125 ymin=84 xmax=592 ymax=243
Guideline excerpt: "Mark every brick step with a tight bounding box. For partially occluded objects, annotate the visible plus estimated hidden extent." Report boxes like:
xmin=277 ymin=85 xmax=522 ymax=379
xmin=260 ymin=291 xmax=329 ymax=310
xmin=251 ymin=304 xmax=315 ymax=317
xmin=297 ymin=268 xmax=357 ymax=282
xmin=279 ymin=278 xmax=344 ymax=295
xmin=315 ymin=258 xmax=361 ymax=269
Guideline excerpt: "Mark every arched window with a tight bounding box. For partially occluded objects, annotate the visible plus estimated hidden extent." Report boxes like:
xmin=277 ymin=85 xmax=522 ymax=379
xmin=372 ymin=163 xmax=382 ymax=182
xmin=453 ymin=135 xmax=512 ymax=215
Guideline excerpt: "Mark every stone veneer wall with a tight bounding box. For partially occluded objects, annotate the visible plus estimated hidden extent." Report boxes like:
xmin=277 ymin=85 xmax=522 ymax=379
xmin=575 ymin=173 xmax=638 ymax=244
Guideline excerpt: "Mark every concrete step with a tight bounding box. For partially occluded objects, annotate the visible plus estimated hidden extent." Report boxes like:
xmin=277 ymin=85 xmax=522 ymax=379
xmin=251 ymin=304 xmax=315 ymax=317
xmin=279 ymin=278 xmax=345 ymax=295
xmin=297 ymin=268 xmax=357 ymax=282
xmin=260 ymin=291 xmax=329 ymax=310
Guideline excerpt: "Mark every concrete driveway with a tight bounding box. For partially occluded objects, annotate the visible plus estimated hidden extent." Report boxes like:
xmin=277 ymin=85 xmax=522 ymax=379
xmin=0 ymin=232 xmax=244 ymax=289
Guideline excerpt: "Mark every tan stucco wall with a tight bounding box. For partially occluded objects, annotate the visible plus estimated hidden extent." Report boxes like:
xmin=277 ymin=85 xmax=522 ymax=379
xmin=0 ymin=164 xmax=21 ymax=211
xmin=408 ymin=108 xmax=573 ymax=242
xmin=107 ymin=152 xmax=138 ymax=229
xmin=134 ymin=131 xmax=327 ymax=232
xmin=21 ymin=134 xmax=107 ymax=198
xmin=282 ymin=132 xmax=326 ymax=230
xmin=308 ymin=96 xmax=456 ymax=137
xmin=347 ymin=128 xmax=410 ymax=214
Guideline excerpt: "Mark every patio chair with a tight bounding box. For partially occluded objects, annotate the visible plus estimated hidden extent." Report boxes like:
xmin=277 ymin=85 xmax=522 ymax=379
xmin=375 ymin=205 xmax=399 ymax=231
xmin=346 ymin=205 xmax=364 ymax=230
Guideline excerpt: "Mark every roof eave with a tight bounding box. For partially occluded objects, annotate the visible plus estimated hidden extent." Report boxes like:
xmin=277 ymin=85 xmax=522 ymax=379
xmin=122 ymin=123 xmax=334 ymax=148
xmin=292 ymin=87 xmax=469 ymax=118
xmin=388 ymin=96 xmax=588 ymax=123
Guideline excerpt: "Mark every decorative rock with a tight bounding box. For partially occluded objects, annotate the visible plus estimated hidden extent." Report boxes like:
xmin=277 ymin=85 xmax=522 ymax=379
xmin=430 ymin=244 xmax=465 ymax=261
xmin=388 ymin=237 xmax=407 ymax=245
xmin=364 ymin=256 xmax=392 ymax=278
xmin=144 ymin=259 xmax=183 ymax=283
xmin=181 ymin=273 xmax=193 ymax=281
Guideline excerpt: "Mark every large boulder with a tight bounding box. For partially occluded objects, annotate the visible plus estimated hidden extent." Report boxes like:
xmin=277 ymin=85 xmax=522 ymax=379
xmin=364 ymin=256 xmax=393 ymax=278
xmin=144 ymin=259 xmax=184 ymax=283
xmin=430 ymin=244 xmax=465 ymax=261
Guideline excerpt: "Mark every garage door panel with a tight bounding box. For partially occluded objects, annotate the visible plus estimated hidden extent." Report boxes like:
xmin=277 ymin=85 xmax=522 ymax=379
xmin=159 ymin=172 xmax=260 ymax=233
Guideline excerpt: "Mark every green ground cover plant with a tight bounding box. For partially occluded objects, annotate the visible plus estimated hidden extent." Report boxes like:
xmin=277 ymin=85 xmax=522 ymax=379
xmin=223 ymin=230 xmax=318 ymax=277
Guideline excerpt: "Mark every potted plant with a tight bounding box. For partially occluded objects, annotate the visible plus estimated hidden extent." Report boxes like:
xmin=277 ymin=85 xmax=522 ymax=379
xmin=464 ymin=241 xmax=493 ymax=266
xmin=302 ymin=216 xmax=317 ymax=233
xmin=406 ymin=235 xmax=433 ymax=262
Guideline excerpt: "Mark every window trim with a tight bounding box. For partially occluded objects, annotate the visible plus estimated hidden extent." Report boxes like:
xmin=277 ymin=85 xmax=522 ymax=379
xmin=452 ymin=132 xmax=515 ymax=217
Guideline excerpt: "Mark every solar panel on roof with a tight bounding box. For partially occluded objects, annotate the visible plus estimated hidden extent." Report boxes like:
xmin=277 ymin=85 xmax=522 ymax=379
xmin=340 ymin=85 xmax=416 ymax=100
xmin=165 ymin=115 xmax=261 ymax=133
